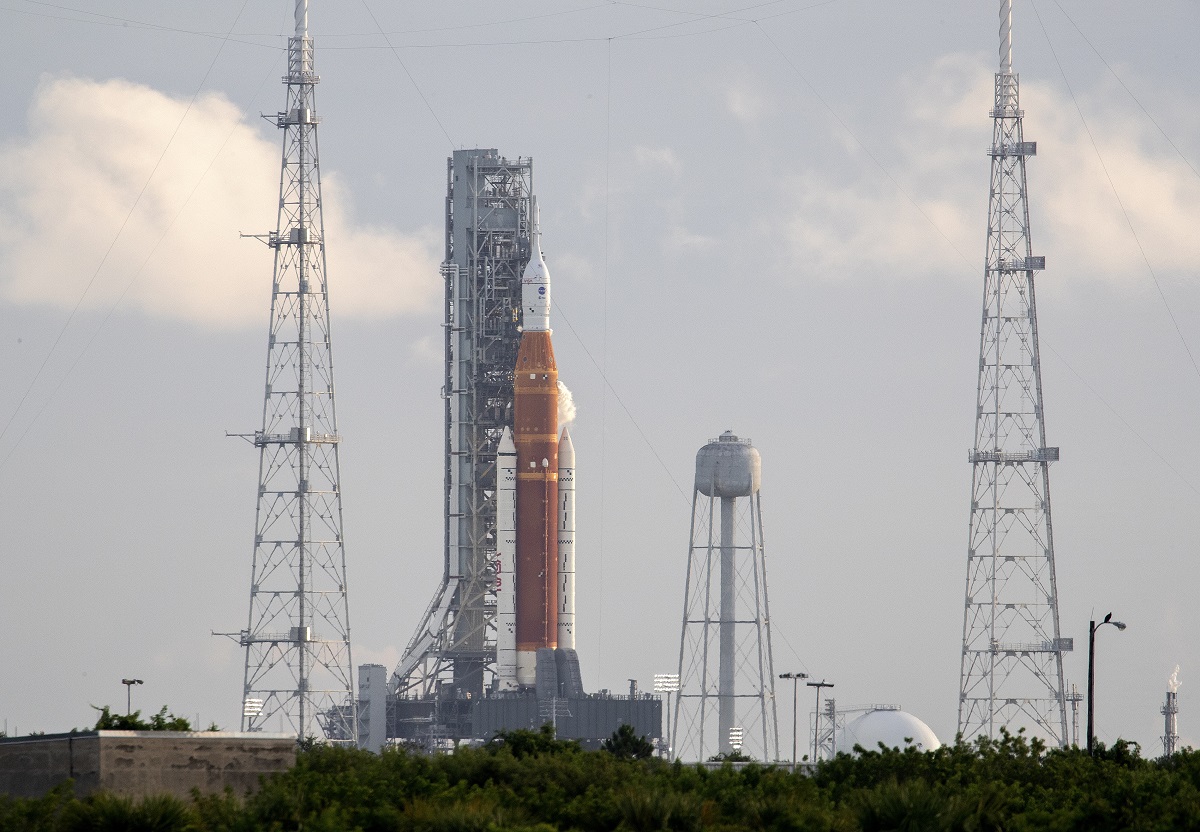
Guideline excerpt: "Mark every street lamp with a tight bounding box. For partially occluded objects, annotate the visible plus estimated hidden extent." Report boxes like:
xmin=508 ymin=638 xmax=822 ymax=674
xmin=806 ymin=680 xmax=834 ymax=763
xmin=653 ymin=673 xmax=680 ymax=759
xmin=1087 ymin=613 xmax=1126 ymax=755
xmin=121 ymin=678 xmax=143 ymax=716
xmin=779 ymin=672 xmax=809 ymax=768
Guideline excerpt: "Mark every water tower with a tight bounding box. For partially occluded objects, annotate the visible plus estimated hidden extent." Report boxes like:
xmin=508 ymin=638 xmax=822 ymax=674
xmin=672 ymin=432 xmax=778 ymax=761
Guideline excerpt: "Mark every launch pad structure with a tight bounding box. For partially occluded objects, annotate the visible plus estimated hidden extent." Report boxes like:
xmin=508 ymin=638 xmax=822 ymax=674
xmin=392 ymin=150 xmax=533 ymax=713
xmin=367 ymin=149 xmax=659 ymax=749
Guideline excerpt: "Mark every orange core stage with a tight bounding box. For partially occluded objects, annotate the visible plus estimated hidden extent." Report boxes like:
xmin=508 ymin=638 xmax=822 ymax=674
xmin=513 ymin=329 xmax=559 ymax=663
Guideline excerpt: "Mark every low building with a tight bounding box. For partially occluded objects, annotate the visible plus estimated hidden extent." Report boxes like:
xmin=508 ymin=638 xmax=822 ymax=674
xmin=0 ymin=731 xmax=296 ymax=799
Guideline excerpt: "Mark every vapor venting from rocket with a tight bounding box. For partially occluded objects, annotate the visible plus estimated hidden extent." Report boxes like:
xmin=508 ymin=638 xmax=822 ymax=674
xmin=1169 ymin=665 xmax=1182 ymax=693
xmin=557 ymin=380 xmax=577 ymax=426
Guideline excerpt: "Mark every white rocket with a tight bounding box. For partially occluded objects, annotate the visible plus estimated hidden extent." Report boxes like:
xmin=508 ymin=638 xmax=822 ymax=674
xmin=558 ymin=427 xmax=575 ymax=650
xmin=495 ymin=428 xmax=518 ymax=691
xmin=494 ymin=209 xmax=578 ymax=690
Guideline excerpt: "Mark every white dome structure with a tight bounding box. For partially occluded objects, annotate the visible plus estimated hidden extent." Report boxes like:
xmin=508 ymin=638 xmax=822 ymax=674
xmin=836 ymin=708 xmax=941 ymax=755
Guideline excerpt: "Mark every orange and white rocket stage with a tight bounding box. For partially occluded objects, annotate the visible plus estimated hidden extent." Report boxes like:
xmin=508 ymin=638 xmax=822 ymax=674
xmin=495 ymin=209 xmax=576 ymax=690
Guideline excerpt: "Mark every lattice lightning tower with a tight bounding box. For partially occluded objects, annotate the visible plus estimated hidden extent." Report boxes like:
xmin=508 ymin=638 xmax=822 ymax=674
xmin=236 ymin=0 xmax=355 ymax=743
xmin=958 ymin=0 xmax=1070 ymax=746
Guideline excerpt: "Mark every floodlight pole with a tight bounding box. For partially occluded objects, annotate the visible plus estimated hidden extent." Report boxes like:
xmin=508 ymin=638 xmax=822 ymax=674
xmin=806 ymin=680 xmax=833 ymax=763
xmin=121 ymin=678 xmax=143 ymax=716
xmin=653 ymin=673 xmax=680 ymax=759
xmin=779 ymin=672 xmax=808 ymax=768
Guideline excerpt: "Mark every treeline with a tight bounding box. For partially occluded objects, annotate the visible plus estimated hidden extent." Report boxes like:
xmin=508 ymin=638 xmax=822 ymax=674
xmin=3 ymin=727 xmax=1200 ymax=831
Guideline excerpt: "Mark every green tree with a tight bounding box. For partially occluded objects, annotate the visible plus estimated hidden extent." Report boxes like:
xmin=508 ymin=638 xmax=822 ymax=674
xmin=602 ymin=724 xmax=656 ymax=760
xmin=90 ymin=705 xmax=192 ymax=731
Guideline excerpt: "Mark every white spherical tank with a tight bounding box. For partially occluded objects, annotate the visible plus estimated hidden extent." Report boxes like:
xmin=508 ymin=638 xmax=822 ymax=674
xmin=695 ymin=431 xmax=761 ymax=498
xmin=837 ymin=709 xmax=941 ymax=754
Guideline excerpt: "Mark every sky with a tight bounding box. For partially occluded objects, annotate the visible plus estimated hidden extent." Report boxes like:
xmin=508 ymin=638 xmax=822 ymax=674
xmin=0 ymin=0 xmax=1198 ymax=756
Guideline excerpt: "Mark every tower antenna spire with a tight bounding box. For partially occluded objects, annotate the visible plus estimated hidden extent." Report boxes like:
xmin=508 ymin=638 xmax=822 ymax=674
xmin=957 ymin=0 xmax=1070 ymax=747
xmin=233 ymin=0 xmax=357 ymax=744
xmin=999 ymin=0 xmax=1012 ymax=74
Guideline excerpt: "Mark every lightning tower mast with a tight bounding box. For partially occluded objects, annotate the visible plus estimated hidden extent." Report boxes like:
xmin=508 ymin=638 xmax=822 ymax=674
xmin=237 ymin=0 xmax=355 ymax=743
xmin=958 ymin=0 xmax=1070 ymax=746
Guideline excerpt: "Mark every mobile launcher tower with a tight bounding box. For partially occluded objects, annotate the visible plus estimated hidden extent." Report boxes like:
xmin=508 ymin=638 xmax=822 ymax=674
xmin=373 ymin=150 xmax=659 ymax=748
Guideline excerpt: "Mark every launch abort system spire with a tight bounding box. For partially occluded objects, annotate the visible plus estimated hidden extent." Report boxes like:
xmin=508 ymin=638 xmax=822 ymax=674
xmin=673 ymin=432 xmax=778 ymax=762
xmin=235 ymin=0 xmax=355 ymax=743
xmin=957 ymin=0 xmax=1070 ymax=746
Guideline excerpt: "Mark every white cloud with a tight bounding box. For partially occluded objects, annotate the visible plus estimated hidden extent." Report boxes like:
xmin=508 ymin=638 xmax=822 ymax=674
xmin=779 ymin=54 xmax=1200 ymax=283
xmin=723 ymin=81 xmax=769 ymax=125
xmin=0 ymin=76 xmax=439 ymax=328
xmin=633 ymin=145 xmax=682 ymax=175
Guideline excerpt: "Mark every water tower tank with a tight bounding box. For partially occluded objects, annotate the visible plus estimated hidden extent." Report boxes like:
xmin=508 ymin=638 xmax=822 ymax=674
xmin=695 ymin=431 xmax=761 ymax=498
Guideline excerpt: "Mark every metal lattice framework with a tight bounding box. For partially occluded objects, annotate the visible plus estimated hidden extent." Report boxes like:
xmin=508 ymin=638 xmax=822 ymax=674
xmin=673 ymin=435 xmax=778 ymax=762
xmin=237 ymin=0 xmax=355 ymax=743
xmin=393 ymin=150 xmax=532 ymax=703
xmin=958 ymin=0 xmax=1069 ymax=746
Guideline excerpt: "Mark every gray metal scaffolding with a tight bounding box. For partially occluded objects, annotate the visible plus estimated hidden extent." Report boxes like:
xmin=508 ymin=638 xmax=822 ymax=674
xmin=393 ymin=150 xmax=534 ymax=704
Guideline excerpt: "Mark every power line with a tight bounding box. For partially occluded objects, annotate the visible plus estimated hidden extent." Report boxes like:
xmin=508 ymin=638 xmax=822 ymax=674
xmin=1030 ymin=0 xmax=1200 ymax=385
xmin=0 ymin=48 xmax=286 ymax=474
xmin=359 ymin=1 xmax=455 ymax=148
xmin=0 ymin=0 xmax=254 ymax=453
xmin=1048 ymin=0 xmax=1200 ymax=184
xmin=753 ymin=20 xmax=976 ymax=271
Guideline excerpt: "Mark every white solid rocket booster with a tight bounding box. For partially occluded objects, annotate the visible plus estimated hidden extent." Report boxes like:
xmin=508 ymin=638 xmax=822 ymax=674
xmin=557 ymin=426 xmax=575 ymax=650
xmin=495 ymin=427 xmax=518 ymax=691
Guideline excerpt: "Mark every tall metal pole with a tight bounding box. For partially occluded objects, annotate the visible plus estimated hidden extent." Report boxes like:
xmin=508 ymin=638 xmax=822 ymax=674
xmin=236 ymin=0 xmax=356 ymax=744
xmin=121 ymin=679 xmax=142 ymax=716
xmin=1086 ymin=620 xmax=1096 ymax=755
xmin=807 ymin=680 xmax=833 ymax=763
xmin=779 ymin=672 xmax=808 ymax=767
xmin=1087 ymin=614 xmax=1126 ymax=755
xmin=958 ymin=0 xmax=1070 ymax=747
xmin=793 ymin=678 xmax=799 ymax=765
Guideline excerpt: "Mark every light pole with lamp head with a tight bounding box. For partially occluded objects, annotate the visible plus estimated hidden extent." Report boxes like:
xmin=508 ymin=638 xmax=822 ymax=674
xmin=121 ymin=678 xmax=143 ymax=717
xmin=779 ymin=672 xmax=808 ymax=768
xmin=806 ymin=680 xmax=833 ymax=763
xmin=1087 ymin=613 xmax=1126 ymax=755
xmin=653 ymin=673 xmax=680 ymax=759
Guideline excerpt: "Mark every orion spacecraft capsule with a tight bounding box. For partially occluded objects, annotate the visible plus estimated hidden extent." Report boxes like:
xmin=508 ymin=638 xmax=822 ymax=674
xmin=512 ymin=208 xmax=560 ymax=687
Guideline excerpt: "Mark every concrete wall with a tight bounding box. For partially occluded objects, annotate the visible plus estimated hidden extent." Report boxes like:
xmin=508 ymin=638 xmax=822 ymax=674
xmin=0 ymin=731 xmax=296 ymax=799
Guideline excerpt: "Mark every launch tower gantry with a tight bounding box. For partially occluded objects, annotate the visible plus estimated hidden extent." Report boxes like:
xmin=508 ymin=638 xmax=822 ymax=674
xmin=393 ymin=150 xmax=533 ymax=708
